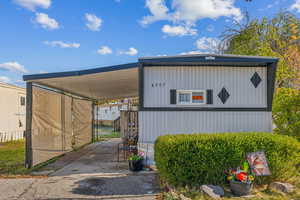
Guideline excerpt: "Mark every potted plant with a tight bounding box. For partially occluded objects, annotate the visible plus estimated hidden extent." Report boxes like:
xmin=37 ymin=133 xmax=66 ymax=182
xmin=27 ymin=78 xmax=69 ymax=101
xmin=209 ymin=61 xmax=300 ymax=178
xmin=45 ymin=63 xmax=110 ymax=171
xmin=128 ymin=152 xmax=144 ymax=171
xmin=226 ymin=161 xmax=255 ymax=196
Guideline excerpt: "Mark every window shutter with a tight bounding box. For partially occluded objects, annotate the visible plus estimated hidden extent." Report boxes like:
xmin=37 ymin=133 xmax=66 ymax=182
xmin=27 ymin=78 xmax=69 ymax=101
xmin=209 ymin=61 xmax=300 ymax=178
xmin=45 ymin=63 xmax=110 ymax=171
xmin=170 ymin=89 xmax=177 ymax=104
xmin=206 ymin=89 xmax=213 ymax=104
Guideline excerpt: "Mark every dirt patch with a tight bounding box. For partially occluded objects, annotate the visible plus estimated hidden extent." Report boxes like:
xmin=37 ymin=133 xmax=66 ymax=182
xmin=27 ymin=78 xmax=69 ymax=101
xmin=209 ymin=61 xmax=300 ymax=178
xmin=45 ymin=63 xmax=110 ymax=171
xmin=72 ymin=174 xmax=160 ymax=196
xmin=72 ymin=177 xmax=105 ymax=195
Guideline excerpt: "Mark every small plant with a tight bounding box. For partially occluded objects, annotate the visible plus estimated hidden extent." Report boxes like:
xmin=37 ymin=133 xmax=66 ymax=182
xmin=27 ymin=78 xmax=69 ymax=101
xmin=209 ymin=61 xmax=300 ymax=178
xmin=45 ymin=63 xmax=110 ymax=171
xmin=226 ymin=160 xmax=255 ymax=196
xmin=226 ymin=161 xmax=255 ymax=184
xmin=128 ymin=152 xmax=145 ymax=171
xmin=128 ymin=151 xmax=145 ymax=161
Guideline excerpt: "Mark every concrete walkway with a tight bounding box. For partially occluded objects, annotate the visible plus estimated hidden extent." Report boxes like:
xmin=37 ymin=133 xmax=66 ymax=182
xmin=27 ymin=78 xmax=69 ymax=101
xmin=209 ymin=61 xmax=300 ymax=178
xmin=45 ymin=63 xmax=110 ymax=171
xmin=0 ymin=138 xmax=160 ymax=200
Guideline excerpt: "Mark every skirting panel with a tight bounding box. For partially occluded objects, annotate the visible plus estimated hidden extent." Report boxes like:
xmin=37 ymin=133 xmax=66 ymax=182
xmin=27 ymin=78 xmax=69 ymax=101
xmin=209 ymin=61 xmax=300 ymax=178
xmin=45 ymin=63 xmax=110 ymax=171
xmin=139 ymin=111 xmax=272 ymax=143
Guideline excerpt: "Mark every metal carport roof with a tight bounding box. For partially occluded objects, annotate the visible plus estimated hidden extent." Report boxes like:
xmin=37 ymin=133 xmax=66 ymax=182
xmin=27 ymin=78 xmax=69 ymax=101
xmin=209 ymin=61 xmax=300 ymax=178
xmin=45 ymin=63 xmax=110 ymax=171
xmin=23 ymin=62 xmax=139 ymax=100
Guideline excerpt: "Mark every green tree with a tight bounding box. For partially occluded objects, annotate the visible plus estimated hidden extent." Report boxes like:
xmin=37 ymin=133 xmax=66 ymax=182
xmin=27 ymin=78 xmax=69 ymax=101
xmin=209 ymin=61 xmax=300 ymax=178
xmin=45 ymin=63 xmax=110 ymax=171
xmin=221 ymin=12 xmax=300 ymax=89
xmin=273 ymin=88 xmax=300 ymax=140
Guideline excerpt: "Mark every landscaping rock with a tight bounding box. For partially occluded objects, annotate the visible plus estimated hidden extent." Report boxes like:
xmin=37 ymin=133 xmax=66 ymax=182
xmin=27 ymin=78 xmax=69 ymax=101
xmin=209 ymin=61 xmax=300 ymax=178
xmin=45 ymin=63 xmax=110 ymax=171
xmin=169 ymin=189 xmax=180 ymax=199
xmin=200 ymin=185 xmax=224 ymax=199
xmin=180 ymin=193 xmax=192 ymax=200
xmin=269 ymin=182 xmax=295 ymax=193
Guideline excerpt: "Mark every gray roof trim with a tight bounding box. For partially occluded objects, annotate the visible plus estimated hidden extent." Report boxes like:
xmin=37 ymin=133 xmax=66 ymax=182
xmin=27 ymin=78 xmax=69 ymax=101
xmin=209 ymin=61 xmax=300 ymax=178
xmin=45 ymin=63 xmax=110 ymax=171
xmin=23 ymin=62 xmax=138 ymax=81
xmin=139 ymin=54 xmax=278 ymax=64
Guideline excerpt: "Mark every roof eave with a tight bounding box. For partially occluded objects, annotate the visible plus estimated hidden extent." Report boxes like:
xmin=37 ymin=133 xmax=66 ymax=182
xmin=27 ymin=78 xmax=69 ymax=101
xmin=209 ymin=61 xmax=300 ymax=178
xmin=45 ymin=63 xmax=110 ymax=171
xmin=23 ymin=62 xmax=138 ymax=82
xmin=139 ymin=54 xmax=279 ymax=64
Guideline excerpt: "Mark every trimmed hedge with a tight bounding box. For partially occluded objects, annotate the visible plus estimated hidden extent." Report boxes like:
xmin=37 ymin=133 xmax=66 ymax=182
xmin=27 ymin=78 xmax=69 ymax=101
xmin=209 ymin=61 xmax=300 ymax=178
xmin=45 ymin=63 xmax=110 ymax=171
xmin=154 ymin=132 xmax=300 ymax=186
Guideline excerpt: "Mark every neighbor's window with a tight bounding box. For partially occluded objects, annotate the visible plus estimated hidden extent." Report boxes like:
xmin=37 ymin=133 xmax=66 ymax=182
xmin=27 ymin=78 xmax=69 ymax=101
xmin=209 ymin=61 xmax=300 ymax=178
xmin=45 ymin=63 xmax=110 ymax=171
xmin=20 ymin=96 xmax=26 ymax=106
xmin=177 ymin=90 xmax=206 ymax=105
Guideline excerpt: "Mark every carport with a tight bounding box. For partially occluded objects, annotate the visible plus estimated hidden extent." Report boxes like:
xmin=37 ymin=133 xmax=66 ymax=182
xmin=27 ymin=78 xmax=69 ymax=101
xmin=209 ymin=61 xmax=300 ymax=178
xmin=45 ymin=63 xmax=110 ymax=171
xmin=23 ymin=63 xmax=139 ymax=168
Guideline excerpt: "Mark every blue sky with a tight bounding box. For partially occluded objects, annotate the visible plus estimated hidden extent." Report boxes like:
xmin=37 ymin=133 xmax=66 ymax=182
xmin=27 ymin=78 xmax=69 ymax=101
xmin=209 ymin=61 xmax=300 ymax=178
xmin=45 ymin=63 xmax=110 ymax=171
xmin=0 ymin=0 xmax=299 ymax=86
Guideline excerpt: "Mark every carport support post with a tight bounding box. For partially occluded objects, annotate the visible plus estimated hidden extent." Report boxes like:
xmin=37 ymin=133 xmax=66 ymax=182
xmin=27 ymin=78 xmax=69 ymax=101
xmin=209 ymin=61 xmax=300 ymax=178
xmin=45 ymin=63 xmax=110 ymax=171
xmin=25 ymin=82 xmax=33 ymax=168
xmin=92 ymin=102 xmax=95 ymax=142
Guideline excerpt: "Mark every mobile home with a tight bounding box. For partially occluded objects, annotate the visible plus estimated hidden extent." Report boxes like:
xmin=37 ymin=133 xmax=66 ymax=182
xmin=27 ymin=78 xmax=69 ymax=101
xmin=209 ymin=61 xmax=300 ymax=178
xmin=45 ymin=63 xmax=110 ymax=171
xmin=0 ymin=82 xmax=26 ymax=141
xmin=23 ymin=54 xmax=277 ymax=167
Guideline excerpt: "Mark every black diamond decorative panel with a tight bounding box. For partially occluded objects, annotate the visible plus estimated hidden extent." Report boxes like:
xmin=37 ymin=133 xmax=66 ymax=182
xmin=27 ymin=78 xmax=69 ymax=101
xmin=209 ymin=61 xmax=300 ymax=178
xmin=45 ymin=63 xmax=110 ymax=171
xmin=218 ymin=87 xmax=230 ymax=104
xmin=251 ymin=72 xmax=262 ymax=88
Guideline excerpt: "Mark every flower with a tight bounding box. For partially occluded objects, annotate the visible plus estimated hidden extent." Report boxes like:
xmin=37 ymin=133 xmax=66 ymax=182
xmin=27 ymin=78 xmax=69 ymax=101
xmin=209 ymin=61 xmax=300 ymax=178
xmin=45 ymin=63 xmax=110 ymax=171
xmin=138 ymin=151 xmax=145 ymax=157
xmin=128 ymin=151 xmax=145 ymax=161
xmin=236 ymin=172 xmax=247 ymax=181
xmin=248 ymin=175 xmax=254 ymax=181
xmin=226 ymin=160 xmax=255 ymax=184
xmin=227 ymin=176 xmax=233 ymax=181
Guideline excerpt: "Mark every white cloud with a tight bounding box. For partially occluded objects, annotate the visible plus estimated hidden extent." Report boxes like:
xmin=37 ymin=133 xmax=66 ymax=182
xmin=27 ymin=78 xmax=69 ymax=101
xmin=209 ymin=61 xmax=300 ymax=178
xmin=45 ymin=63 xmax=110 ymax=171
xmin=34 ymin=13 xmax=59 ymax=30
xmin=85 ymin=13 xmax=102 ymax=31
xmin=14 ymin=0 xmax=51 ymax=11
xmin=14 ymin=80 xmax=26 ymax=87
xmin=141 ymin=0 xmax=170 ymax=25
xmin=97 ymin=46 xmax=113 ymax=55
xmin=0 ymin=76 xmax=11 ymax=83
xmin=141 ymin=0 xmax=242 ymax=25
xmin=291 ymin=0 xmax=300 ymax=12
xmin=162 ymin=24 xmax=197 ymax=36
xmin=44 ymin=41 xmax=80 ymax=48
xmin=172 ymin=0 xmax=242 ymax=23
xmin=119 ymin=47 xmax=138 ymax=56
xmin=180 ymin=50 xmax=205 ymax=55
xmin=0 ymin=62 xmax=28 ymax=73
xmin=195 ymin=37 xmax=220 ymax=53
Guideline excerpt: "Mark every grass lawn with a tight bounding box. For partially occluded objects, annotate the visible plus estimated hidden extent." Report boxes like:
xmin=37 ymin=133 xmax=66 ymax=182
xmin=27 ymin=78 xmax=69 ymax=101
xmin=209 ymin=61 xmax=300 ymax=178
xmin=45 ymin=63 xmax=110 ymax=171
xmin=98 ymin=131 xmax=121 ymax=138
xmin=0 ymin=140 xmax=27 ymax=175
xmin=0 ymin=129 xmax=121 ymax=175
xmin=94 ymin=126 xmax=121 ymax=142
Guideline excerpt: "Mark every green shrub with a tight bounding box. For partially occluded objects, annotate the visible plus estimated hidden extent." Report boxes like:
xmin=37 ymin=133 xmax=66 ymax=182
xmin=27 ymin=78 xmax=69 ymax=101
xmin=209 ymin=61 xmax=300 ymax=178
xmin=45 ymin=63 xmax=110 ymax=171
xmin=154 ymin=132 xmax=300 ymax=186
xmin=273 ymin=88 xmax=300 ymax=141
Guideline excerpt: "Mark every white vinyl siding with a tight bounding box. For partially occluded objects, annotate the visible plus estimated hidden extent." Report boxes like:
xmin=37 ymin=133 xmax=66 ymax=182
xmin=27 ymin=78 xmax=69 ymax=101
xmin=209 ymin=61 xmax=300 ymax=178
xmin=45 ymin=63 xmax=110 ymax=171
xmin=143 ymin=66 xmax=267 ymax=108
xmin=139 ymin=111 xmax=273 ymax=143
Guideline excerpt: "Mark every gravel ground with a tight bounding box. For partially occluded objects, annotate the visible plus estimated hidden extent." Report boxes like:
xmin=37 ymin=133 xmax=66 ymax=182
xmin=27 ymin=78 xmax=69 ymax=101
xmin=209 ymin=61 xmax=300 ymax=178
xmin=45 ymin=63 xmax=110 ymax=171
xmin=0 ymin=138 xmax=160 ymax=200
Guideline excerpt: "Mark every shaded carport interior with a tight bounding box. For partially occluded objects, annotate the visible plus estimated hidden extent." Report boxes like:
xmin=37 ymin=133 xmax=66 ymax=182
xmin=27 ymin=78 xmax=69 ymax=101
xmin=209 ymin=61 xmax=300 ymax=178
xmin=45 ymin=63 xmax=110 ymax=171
xmin=23 ymin=62 xmax=139 ymax=168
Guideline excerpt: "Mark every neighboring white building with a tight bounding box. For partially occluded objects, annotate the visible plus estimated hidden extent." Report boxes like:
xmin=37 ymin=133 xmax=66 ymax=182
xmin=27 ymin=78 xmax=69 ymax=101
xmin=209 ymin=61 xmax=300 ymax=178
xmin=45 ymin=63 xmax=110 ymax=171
xmin=0 ymin=82 xmax=26 ymax=141
xmin=95 ymin=103 xmax=128 ymax=121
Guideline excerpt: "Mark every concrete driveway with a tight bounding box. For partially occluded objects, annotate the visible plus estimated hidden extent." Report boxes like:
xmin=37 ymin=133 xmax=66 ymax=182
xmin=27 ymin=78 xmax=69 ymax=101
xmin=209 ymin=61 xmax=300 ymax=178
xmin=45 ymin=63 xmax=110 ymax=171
xmin=0 ymin=138 xmax=160 ymax=200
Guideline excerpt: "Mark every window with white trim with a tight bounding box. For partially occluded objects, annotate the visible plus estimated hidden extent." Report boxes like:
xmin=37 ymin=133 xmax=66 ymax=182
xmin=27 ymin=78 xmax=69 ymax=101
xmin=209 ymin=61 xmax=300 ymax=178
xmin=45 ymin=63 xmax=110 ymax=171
xmin=177 ymin=90 xmax=206 ymax=105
